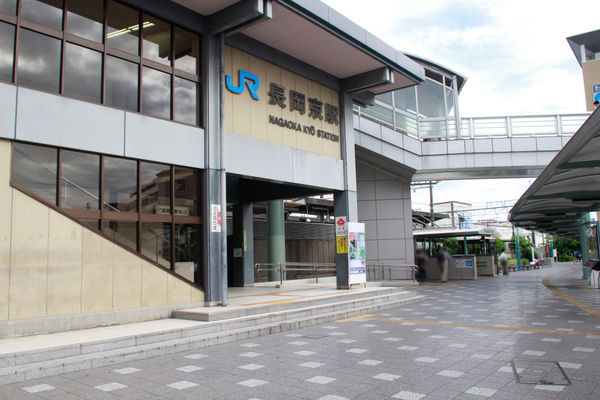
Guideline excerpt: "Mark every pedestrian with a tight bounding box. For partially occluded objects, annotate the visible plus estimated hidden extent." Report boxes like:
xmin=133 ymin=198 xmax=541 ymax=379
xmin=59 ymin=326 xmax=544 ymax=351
xmin=500 ymin=249 xmax=508 ymax=276
xmin=416 ymin=249 xmax=428 ymax=281
xmin=437 ymin=247 xmax=449 ymax=283
xmin=595 ymin=100 xmax=599 ymax=109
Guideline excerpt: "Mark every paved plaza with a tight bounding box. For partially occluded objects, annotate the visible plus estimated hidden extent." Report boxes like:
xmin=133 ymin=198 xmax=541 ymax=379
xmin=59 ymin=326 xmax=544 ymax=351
xmin=2 ymin=263 xmax=600 ymax=399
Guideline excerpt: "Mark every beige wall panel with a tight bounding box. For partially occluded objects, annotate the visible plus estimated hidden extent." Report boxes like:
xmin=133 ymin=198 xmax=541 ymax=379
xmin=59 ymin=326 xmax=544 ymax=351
xmin=294 ymin=75 xmax=311 ymax=152
xmin=0 ymin=140 xmax=11 ymax=321
xmin=280 ymin=68 xmax=298 ymax=149
xmin=9 ymin=191 xmax=49 ymax=320
xmin=113 ymin=249 xmax=142 ymax=310
xmin=320 ymin=87 xmax=341 ymax=158
xmin=265 ymin=62 xmax=283 ymax=144
xmin=141 ymin=261 xmax=168 ymax=307
xmin=167 ymin=273 xmax=191 ymax=304
xmin=191 ymin=285 xmax=204 ymax=302
xmin=307 ymin=79 xmax=324 ymax=155
xmin=225 ymin=46 xmax=234 ymax=134
xmin=249 ymin=56 xmax=268 ymax=141
xmin=583 ymin=60 xmax=600 ymax=111
xmin=231 ymin=49 xmax=252 ymax=138
xmin=82 ymin=230 xmax=114 ymax=313
xmin=46 ymin=211 xmax=83 ymax=317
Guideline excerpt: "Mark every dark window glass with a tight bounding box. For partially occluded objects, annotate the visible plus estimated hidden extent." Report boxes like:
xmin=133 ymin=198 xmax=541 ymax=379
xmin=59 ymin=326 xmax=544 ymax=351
xmin=0 ymin=22 xmax=15 ymax=82
xmin=174 ymin=77 xmax=197 ymax=125
xmin=17 ymin=29 xmax=61 ymax=93
xmin=424 ymin=68 xmax=443 ymax=84
xmin=64 ymin=43 xmax=102 ymax=103
xmin=173 ymin=224 xmax=199 ymax=281
xmin=21 ymin=0 xmax=63 ymax=31
xmin=143 ymin=14 xmax=171 ymax=66
xmin=394 ymin=86 xmax=417 ymax=115
xmin=104 ymin=220 xmax=137 ymax=250
xmin=61 ymin=150 xmax=100 ymax=210
xmin=106 ymin=55 xmax=138 ymax=111
xmin=174 ymin=27 xmax=199 ymax=75
xmin=0 ymin=0 xmax=17 ymax=14
xmin=142 ymin=67 xmax=171 ymax=119
xmin=66 ymin=0 xmax=103 ymax=43
xmin=107 ymin=0 xmax=139 ymax=55
xmin=174 ymin=167 xmax=198 ymax=216
xmin=104 ymin=156 xmax=137 ymax=212
xmin=141 ymin=162 xmax=170 ymax=214
xmin=141 ymin=222 xmax=170 ymax=267
xmin=12 ymin=143 xmax=57 ymax=204
xmin=418 ymin=79 xmax=445 ymax=118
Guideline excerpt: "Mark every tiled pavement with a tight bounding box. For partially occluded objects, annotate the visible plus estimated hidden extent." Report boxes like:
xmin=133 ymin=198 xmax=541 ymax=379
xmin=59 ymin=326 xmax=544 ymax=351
xmin=2 ymin=263 xmax=600 ymax=399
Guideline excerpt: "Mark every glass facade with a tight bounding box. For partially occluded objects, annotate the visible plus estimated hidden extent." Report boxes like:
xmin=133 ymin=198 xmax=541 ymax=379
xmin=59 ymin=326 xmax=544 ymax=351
xmin=0 ymin=0 xmax=201 ymax=126
xmin=11 ymin=142 xmax=202 ymax=282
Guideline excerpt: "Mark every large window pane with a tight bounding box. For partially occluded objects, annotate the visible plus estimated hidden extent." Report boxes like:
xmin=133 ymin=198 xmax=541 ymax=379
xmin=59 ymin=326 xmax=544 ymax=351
xmin=21 ymin=0 xmax=63 ymax=31
xmin=141 ymin=222 xmax=170 ymax=267
xmin=174 ymin=27 xmax=199 ymax=75
xmin=142 ymin=14 xmax=171 ymax=66
xmin=174 ymin=167 xmax=199 ymax=217
xmin=17 ymin=29 xmax=61 ymax=93
xmin=0 ymin=22 xmax=14 ymax=82
xmin=445 ymin=87 xmax=455 ymax=117
xmin=173 ymin=224 xmax=199 ymax=281
xmin=394 ymin=86 xmax=417 ymax=115
xmin=12 ymin=143 xmax=57 ymax=204
xmin=174 ymin=77 xmax=197 ymax=125
xmin=64 ymin=43 xmax=102 ymax=103
xmin=417 ymin=79 xmax=445 ymax=118
xmin=66 ymin=0 xmax=103 ymax=43
xmin=61 ymin=150 xmax=100 ymax=210
xmin=375 ymin=92 xmax=392 ymax=106
xmin=106 ymin=55 xmax=138 ymax=111
xmin=107 ymin=0 xmax=139 ymax=55
xmin=141 ymin=162 xmax=170 ymax=214
xmin=142 ymin=67 xmax=171 ymax=119
xmin=104 ymin=156 xmax=137 ymax=212
xmin=104 ymin=220 xmax=137 ymax=250
xmin=0 ymin=0 xmax=17 ymax=14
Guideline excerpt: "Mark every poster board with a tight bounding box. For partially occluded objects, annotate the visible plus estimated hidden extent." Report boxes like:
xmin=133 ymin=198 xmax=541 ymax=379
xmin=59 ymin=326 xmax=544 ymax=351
xmin=347 ymin=222 xmax=366 ymax=284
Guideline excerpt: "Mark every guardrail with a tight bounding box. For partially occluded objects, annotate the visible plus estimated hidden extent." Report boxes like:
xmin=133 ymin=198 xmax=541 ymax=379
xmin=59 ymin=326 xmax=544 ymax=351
xmin=366 ymin=264 xmax=417 ymax=282
xmin=254 ymin=262 xmax=336 ymax=285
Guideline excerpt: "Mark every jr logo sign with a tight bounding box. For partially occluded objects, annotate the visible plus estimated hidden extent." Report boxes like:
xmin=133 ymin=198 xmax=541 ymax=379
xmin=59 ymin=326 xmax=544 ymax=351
xmin=226 ymin=70 xmax=260 ymax=100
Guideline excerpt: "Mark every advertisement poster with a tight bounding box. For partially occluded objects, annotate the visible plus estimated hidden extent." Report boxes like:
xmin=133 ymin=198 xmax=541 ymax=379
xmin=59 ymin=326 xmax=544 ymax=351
xmin=347 ymin=222 xmax=366 ymax=284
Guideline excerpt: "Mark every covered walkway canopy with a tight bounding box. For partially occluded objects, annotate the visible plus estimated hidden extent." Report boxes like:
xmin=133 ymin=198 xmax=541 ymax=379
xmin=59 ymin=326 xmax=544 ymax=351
xmin=508 ymin=110 xmax=600 ymax=238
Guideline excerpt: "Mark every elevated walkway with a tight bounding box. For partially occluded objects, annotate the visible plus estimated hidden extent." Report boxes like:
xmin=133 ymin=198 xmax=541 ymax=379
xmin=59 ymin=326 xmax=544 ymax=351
xmin=0 ymin=285 xmax=427 ymax=385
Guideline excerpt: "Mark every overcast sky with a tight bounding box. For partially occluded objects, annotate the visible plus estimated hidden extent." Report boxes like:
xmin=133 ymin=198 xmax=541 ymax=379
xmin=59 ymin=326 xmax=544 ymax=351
xmin=322 ymin=0 xmax=600 ymax=222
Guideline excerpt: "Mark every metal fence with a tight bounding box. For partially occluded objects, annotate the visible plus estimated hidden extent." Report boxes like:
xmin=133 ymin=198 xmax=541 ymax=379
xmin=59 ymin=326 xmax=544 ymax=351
xmin=366 ymin=264 xmax=417 ymax=282
xmin=254 ymin=262 xmax=336 ymax=285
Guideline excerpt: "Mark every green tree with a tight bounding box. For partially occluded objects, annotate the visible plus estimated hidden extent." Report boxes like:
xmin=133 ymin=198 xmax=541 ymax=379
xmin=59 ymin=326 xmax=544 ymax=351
xmin=495 ymin=237 xmax=506 ymax=255
xmin=509 ymin=235 xmax=534 ymax=252
xmin=443 ymin=237 xmax=461 ymax=254
xmin=551 ymin=236 xmax=580 ymax=257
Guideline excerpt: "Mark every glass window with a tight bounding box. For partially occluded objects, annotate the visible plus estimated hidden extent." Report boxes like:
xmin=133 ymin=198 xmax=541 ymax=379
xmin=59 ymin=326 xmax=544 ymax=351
xmin=375 ymin=92 xmax=392 ymax=106
xmin=141 ymin=162 xmax=170 ymax=214
xmin=17 ymin=29 xmax=61 ymax=93
xmin=424 ymin=68 xmax=443 ymax=84
xmin=60 ymin=150 xmax=100 ymax=210
xmin=417 ymin=79 xmax=445 ymax=118
xmin=106 ymin=55 xmax=138 ymax=111
xmin=12 ymin=143 xmax=57 ymax=204
xmin=173 ymin=224 xmax=199 ymax=281
xmin=394 ymin=87 xmax=417 ymax=115
xmin=64 ymin=43 xmax=102 ymax=103
xmin=142 ymin=66 xmax=171 ymax=119
xmin=174 ymin=77 xmax=197 ymax=125
xmin=141 ymin=222 xmax=170 ymax=267
xmin=107 ymin=0 xmax=139 ymax=55
xmin=361 ymin=103 xmax=393 ymax=126
xmin=66 ymin=0 xmax=103 ymax=43
xmin=174 ymin=167 xmax=199 ymax=217
xmin=142 ymin=14 xmax=171 ymax=66
xmin=0 ymin=22 xmax=15 ymax=82
xmin=104 ymin=156 xmax=137 ymax=212
xmin=174 ymin=27 xmax=199 ymax=75
xmin=21 ymin=0 xmax=63 ymax=31
xmin=0 ymin=0 xmax=17 ymax=14
xmin=104 ymin=220 xmax=137 ymax=250
xmin=445 ymin=76 xmax=453 ymax=88
xmin=445 ymin=87 xmax=455 ymax=117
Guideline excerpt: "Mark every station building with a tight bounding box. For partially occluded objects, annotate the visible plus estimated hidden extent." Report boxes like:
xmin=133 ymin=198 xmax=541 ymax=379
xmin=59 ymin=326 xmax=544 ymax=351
xmin=0 ymin=0 xmax=466 ymax=337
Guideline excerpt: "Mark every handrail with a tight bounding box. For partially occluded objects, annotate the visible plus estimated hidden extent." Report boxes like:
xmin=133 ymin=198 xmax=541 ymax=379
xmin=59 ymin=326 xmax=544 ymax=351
xmin=366 ymin=264 xmax=417 ymax=282
xmin=254 ymin=262 xmax=336 ymax=285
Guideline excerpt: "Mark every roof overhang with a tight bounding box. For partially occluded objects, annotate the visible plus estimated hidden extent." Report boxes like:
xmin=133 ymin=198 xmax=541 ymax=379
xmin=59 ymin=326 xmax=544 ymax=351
xmin=508 ymin=109 xmax=600 ymax=238
xmin=413 ymin=227 xmax=499 ymax=238
xmin=566 ymin=29 xmax=600 ymax=66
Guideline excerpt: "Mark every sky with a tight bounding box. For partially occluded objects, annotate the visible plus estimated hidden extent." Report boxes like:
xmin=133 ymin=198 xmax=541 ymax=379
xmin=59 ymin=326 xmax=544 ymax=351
xmin=321 ymin=0 xmax=600 ymax=223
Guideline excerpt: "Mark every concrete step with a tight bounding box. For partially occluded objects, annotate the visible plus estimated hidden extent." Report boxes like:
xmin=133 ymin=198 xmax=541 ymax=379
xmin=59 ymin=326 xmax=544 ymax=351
xmin=0 ymin=288 xmax=427 ymax=385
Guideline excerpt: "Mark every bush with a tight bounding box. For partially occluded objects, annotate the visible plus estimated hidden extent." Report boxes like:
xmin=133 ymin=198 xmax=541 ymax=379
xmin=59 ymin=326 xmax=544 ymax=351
xmin=558 ymin=255 xmax=574 ymax=262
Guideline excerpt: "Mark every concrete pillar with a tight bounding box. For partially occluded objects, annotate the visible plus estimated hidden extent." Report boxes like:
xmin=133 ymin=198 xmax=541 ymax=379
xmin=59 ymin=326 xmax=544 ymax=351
xmin=267 ymin=200 xmax=285 ymax=282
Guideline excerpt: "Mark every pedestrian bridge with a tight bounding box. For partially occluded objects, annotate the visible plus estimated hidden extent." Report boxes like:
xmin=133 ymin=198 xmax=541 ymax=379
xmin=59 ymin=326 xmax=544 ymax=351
xmin=353 ymin=110 xmax=590 ymax=182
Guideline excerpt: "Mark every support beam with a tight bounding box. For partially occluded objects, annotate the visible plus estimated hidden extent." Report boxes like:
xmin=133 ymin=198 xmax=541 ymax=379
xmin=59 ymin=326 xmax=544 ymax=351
xmin=341 ymin=67 xmax=392 ymax=93
xmin=208 ymin=0 xmax=272 ymax=36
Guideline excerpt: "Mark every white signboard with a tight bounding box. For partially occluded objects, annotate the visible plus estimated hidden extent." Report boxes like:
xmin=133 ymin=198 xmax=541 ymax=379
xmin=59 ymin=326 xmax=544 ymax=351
xmin=456 ymin=259 xmax=473 ymax=269
xmin=335 ymin=216 xmax=347 ymax=237
xmin=211 ymin=204 xmax=221 ymax=232
xmin=347 ymin=222 xmax=366 ymax=284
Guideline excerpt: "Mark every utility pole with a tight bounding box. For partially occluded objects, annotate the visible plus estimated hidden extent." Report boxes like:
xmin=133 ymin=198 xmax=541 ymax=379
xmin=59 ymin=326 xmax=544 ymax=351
xmin=429 ymin=182 xmax=434 ymax=227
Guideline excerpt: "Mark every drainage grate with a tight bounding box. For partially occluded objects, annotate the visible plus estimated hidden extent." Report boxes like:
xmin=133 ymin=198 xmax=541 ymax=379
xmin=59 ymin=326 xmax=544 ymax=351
xmin=304 ymin=335 xmax=327 ymax=339
xmin=511 ymin=360 xmax=571 ymax=386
